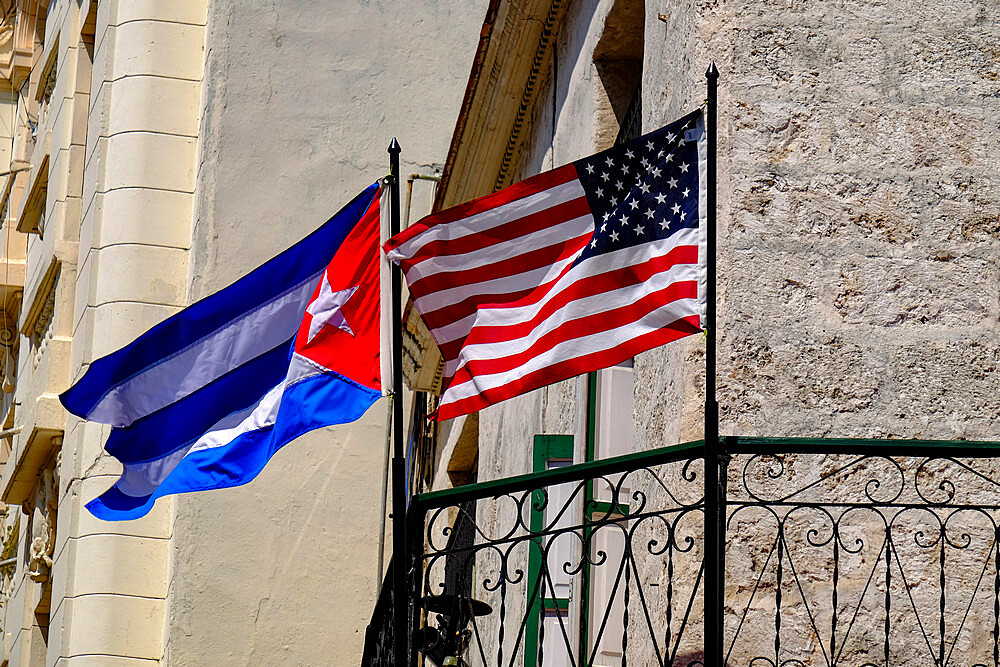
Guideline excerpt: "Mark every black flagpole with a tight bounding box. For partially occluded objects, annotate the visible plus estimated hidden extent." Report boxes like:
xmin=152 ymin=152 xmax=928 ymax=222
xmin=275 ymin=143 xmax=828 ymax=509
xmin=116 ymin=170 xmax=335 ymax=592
xmin=387 ymin=138 xmax=407 ymax=667
xmin=703 ymin=62 xmax=724 ymax=665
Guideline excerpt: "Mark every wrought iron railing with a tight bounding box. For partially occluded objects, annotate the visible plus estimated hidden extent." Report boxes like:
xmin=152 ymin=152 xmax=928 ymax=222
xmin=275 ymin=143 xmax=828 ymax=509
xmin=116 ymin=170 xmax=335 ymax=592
xmin=411 ymin=442 xmax=705 ymax=667
xmin=726 ymin=437 xmax=1000 ymax=667
xmin=365 ymin=436 xmax=1000 ymax=666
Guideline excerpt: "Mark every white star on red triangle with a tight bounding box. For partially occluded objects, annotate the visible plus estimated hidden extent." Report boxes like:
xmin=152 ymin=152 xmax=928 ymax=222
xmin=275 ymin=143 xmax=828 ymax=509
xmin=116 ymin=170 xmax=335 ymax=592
xmin=306 ymin=273 xmax=359 ymax=343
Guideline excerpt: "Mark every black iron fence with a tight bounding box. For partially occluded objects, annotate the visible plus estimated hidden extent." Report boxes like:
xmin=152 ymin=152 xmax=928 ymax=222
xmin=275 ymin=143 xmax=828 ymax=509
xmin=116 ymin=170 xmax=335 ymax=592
xmin=365 ymin=437 xmax=1000 ymax=666
xmin=728 ymin=438 xmax=1000 ymax=667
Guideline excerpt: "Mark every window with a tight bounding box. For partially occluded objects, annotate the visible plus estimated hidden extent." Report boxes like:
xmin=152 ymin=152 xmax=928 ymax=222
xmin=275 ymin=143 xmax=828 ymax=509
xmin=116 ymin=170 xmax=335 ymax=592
xmin=592 ymin=0 xmax=643 ymax=151
xmin=525 ymin=434 xmax=575 ymax=666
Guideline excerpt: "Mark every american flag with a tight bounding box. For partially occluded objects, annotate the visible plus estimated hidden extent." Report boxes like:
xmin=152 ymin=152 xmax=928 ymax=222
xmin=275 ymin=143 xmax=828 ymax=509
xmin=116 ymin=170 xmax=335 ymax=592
xmin=385 ymin=109 xmax=705 ymax=421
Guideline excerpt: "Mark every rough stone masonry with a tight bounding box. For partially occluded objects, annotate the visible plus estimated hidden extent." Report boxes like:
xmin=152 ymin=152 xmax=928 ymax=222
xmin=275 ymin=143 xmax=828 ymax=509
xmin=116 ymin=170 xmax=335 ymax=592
xmin=640 ymin=0 xmax=1000 ymax=663
xmin=644 ymin=0 xmax=1000 ymax=443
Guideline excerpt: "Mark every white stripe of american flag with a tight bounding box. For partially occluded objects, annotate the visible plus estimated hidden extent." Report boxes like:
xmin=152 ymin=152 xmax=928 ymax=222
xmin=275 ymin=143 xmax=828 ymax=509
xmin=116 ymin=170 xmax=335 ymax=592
xmin=397 ymin=172 xmax=591 ymax=352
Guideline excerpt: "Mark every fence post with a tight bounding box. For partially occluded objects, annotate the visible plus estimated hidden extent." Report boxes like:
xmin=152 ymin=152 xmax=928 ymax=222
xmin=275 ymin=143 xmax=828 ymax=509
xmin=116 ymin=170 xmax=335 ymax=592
xmin=407 ymin=501 xmax=425 ymax=667
xmin=703 ymin=62 xmax=724 ymax=665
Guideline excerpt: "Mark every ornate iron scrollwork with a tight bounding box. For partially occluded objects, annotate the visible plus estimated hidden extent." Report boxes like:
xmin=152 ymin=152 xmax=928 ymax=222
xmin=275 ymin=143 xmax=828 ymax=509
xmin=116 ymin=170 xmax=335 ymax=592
xmin=388 ymin=440 xmax=1000 ymax=666
xmin=414 ymin=453 xmax=707 ymax=666
xmin=728 ymin=451 xmax=1000 ymax=666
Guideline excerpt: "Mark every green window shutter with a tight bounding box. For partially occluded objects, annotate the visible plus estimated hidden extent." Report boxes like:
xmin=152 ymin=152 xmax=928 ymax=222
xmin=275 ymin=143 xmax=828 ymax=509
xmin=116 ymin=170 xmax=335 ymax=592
xmin=524 ymin=434 xmax=574 ymax=667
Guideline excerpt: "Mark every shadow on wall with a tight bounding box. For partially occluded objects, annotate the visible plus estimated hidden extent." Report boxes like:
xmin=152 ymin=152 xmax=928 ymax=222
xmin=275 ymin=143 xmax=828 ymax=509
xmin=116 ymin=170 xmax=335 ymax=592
xmin=673 ymin=652 xmax=728 ymax=667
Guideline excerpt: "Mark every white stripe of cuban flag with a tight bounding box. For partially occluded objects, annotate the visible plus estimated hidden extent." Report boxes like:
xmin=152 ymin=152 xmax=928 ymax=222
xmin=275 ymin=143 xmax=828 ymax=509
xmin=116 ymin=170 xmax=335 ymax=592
xmin=61 ymin=183 xmax=388 ymax=520
xmin=385 ymin=109 xmax=707 ymax=422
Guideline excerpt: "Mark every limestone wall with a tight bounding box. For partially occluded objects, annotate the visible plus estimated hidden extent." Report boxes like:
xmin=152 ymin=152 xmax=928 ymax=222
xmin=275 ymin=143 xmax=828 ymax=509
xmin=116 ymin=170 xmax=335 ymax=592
xmin=643 ymin=1 xmax=1000 ymax=660
xmin=644 ymin=0 xmax=1000 ymax=443
xmin=56 ymin=0 xmax=206 ymax=664
xmin=0 ymin=0 xmax=206 ymax=664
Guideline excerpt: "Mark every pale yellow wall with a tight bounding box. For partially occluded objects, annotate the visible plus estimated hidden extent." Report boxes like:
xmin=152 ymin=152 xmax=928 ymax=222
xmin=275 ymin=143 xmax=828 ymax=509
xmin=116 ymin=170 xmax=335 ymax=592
xmin=0 ymin=1 xmax=486 ymax=664
xmin=1 ymin=0 xmax=206 ymax=664
xmin=3 ymin=0 xmax=89 ymax=663
xmin=54 ymin=0 xmax=206 ymax=663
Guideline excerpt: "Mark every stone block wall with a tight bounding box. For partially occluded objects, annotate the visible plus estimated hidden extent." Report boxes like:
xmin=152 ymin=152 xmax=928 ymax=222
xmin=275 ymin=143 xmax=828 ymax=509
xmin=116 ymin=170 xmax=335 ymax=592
xmin=644 ymin=0 xmax=1000 ymax=442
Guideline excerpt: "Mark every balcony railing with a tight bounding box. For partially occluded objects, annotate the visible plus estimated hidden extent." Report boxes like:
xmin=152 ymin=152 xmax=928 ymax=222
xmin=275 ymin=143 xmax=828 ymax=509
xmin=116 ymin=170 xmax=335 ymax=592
xmin=365 ymin=436 xmax=1000 ymax=666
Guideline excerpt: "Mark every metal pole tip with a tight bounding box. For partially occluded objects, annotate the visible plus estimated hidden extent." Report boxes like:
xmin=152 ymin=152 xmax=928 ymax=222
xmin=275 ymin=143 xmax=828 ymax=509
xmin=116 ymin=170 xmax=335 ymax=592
xmin=388 ymin=138 xmax=401 ymax=153
xmin=706 ymin=62 xmax=719 ymax=78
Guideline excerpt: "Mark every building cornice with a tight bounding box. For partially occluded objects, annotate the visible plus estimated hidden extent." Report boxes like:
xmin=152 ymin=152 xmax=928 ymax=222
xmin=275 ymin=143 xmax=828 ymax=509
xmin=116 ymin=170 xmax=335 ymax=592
xmin=433 ymin=0 xmax=568 ymax=211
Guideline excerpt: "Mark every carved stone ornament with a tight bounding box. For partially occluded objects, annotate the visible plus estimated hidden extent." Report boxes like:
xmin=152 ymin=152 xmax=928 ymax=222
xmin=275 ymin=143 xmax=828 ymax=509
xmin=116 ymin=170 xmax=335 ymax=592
xmin=0 ymin=6 xmax=13 ymax=50
xmin=0 ymin=514 xmax=17 ymax=606
xmin=26 ymin=463 xmax=57 ymax=583
xmin=0 ymin=566 xmax=12 ymax=603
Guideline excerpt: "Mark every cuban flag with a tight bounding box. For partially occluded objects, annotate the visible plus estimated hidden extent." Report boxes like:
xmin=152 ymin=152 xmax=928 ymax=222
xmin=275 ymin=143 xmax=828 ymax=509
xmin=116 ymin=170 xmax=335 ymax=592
xmin=61 ymin=183 xmax=387 ymax=520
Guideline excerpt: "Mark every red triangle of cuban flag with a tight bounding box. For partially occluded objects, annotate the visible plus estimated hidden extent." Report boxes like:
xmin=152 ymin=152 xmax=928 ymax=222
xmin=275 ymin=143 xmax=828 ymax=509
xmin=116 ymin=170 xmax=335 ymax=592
xmin=294 ymin=192 xmax=382 ymax=393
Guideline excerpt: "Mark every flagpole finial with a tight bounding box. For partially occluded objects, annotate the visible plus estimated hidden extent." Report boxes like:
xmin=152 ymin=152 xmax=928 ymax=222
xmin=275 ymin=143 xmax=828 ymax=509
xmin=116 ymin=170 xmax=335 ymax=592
xmin=706 ymin=62 xmax=719 ymax=79
xmin=388 ymin=138 xmax=400 ymax=154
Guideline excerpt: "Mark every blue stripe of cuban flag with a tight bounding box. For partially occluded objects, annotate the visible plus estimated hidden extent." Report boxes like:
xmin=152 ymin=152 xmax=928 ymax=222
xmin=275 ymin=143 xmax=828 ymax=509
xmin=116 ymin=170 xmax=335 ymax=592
xmin=60 ymin=183 xmax=384 ymax=520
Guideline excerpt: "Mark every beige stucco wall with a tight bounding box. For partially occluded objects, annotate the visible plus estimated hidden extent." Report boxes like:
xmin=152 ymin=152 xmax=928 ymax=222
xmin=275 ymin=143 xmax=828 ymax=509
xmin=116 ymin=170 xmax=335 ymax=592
xmin=164 ymin=2 xmax=484 ymax=664
xmin=0 ymin=0 xmax=206 ymax=664
xmin=0 ymin=1 xmax=482 ymax=663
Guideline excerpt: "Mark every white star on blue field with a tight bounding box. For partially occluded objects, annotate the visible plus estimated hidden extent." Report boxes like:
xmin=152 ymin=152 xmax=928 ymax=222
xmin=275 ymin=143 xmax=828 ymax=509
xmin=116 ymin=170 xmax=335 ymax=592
xmin=574 ymin=109 xmax=700 ymax=264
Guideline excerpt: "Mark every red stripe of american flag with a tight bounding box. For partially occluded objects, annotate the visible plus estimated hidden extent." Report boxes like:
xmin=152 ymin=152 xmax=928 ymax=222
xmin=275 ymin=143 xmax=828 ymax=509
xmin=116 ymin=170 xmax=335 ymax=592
xmin=438 ymin=316 xmax=701 ymax=421
xmin=396 ymin=167 xmax=591 ymax=358
xmin=384 ymin=164 xmax=579 ymax=249
xmin=408 ymin=227 xmax=590 ymax=300
xmin=434 ymin=243 xmax=698 ymax=386
xmin=398 ymin=197 xmax=591 ymax=275
xmin=454 ymin=280 xmax=698 ymax=377
xmin=458 ymin=246 xmax=698 ymax=350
